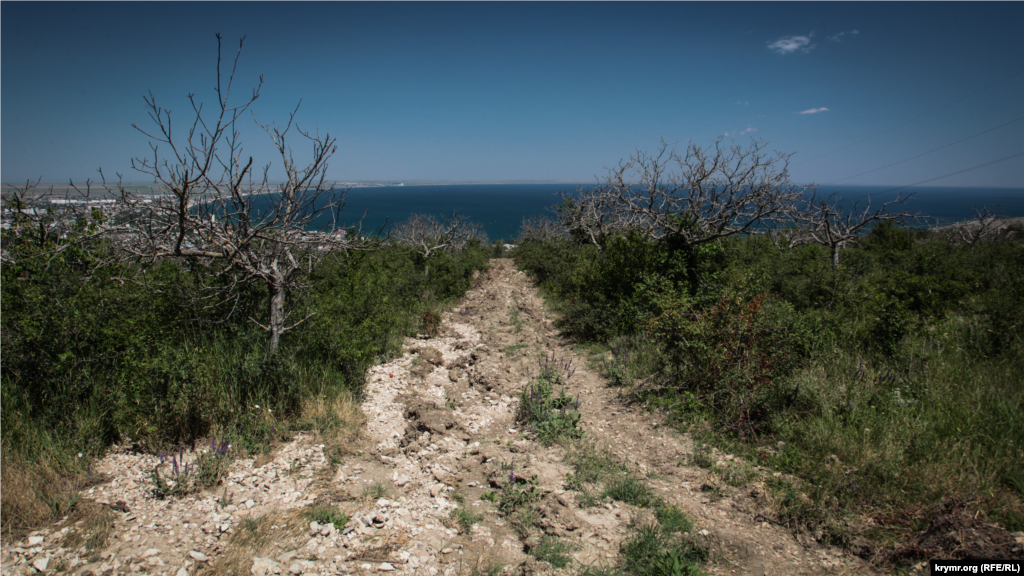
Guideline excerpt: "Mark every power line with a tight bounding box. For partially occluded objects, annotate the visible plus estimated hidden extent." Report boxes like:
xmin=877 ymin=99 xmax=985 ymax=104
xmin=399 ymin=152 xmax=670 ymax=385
xmin=823 ymin=115 xmax=1024 ymax=185
xmin=794 ymin=68 xmax=1024 ymax=167
xmin=840 ymin=151 xmax=1024 ymax=201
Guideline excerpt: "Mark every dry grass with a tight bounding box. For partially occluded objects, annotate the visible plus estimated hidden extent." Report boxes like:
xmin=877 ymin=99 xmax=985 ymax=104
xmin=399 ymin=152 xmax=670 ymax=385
xmin=1 ymin=454 xmax=81 ymax=542
xmin=197 ymin=510 xmax=306 ymax=576
xmin=300 ymin=393 xmax=363 ymax=467
xmin=58 ymin=500 xmax=116 ymax=561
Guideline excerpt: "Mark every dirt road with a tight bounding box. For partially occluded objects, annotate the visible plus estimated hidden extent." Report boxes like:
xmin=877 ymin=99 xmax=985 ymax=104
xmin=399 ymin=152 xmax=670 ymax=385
xmin=2 ymin=259 xmax=878 ymax=575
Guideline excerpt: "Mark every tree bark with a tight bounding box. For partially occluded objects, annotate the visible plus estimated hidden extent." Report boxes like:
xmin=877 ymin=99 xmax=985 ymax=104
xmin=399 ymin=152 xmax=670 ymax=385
xmin=268 ymin=281 xmax=286 ymax=352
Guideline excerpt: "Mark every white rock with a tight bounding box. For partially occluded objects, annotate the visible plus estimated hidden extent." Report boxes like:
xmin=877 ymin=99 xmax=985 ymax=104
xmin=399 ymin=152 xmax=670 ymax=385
xmin=32 ymin=557 xmax=49 ymax=572
xmin=251 ymin=556 xmax=282 ymax=575
xmin=309 ymin=521 xmax=320 ymax=536
xmin=177 ymin=569 xmax=190 ymax=576
xmin=289 ymin=561 xmax=304 ymax=575
xmin=245 ymin=499 xmax=256 ymax=509
xmin=27 ymin=536 xmax=44 ymax=546
xmin=378 ymin=563 xmax=395 ymax=572
xmin=189 ymin=550 xmax=210 ymax=562
xmin=376 ymin=498 xmax=390 ymax=508
xmin=143 ymin=548 xmax=162 ymax=557
xmin=395 ymin=474 xmax=410 ymax=487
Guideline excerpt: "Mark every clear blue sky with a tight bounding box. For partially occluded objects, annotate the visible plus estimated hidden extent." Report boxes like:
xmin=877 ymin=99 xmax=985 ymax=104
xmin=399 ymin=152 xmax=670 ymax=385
xmin=3 ymin=2 xmax=1022 ymax=188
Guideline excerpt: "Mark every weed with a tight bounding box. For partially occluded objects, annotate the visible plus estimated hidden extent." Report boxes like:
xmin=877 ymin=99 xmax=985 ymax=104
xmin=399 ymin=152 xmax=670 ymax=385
xmin=450 ymin=507 xmax=483 ymax=534
xmin=690 ymin=445 xmax=714 ymax=469
xmin=509 ymin=307 xmax=524 ymax=333
xmin=603 ymin=475 xmax=662 ymax=509
xmin=498 ymin=471 xmax=542 ymax=514
xmin=470 ymin=558 xmax=506 ymax=576
xmin=620 ymin=523 xmax=708 ymax=576
xmin=421 ymin=308 xmax=443 ymax=337
xmin=518 ymin=358 xmax=583 ymax=444
xmin=504 ymin=344 xmax=528 ymax=356
xmin=304 ymin=501 xmax=347 ymax=527
xmin=149 ymin=439 xmax=233 ymax=500
xmin=508 ymin=506 xmax=537 ymax=538
xmin=481 ymin=491 xmax=498 ymax=503
xmin=217 ymin=487 xmax=234 ymax=509
xmin=59 ymin=501 xmax=115 ymax=560
xmin=655 ymin=506 xmax=693 ymax=534
xmin=565 ymin=440 xmax=628 ymax=486
xmin=362 ymin=480 xmax=388 ymax=499
xmin=528 ymin=535 xmax=578 ymax=569
xmin=718 ymin=461 xmax=756 ymax=487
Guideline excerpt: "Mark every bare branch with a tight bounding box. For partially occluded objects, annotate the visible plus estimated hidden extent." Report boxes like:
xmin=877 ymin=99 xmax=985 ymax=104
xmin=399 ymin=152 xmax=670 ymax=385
xmin=559 ymin=138 xmax=809 ymax=250
xmin=790 ymin=190 xmax=926 ymax=267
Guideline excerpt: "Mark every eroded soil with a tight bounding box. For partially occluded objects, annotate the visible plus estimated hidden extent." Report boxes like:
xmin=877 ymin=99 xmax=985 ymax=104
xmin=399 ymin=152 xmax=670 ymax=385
xmin=3 ymin=259 xmax=889 ymax=576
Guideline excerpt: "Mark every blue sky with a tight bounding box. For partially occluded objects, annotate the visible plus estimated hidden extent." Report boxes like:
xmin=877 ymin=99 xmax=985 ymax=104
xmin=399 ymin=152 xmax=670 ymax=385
xmin=3 ymin=2 xmax=1022 ymax=188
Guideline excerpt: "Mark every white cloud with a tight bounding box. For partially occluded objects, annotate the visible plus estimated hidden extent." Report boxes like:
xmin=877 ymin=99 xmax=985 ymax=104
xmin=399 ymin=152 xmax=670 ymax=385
xmin=797 ymin=107 xmax=830 ymax=114
xmin=724 ymin=126 xmax=757 ymax=137
xmin=767 ymin=34 xmax=815 ymax=55
xmin=829 ymin=29 xmax=861 ymax=42
xmin=735 ymin=100 xmax=750 ymax=106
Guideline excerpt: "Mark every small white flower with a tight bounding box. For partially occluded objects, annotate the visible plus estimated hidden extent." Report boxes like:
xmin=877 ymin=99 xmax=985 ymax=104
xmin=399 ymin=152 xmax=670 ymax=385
xmin=254 ymin=404 xmax=260 ymax=409
xmin=268 ymin=409 xmax=273 ymax=413
xmin=77 ymin=453 xmax=83 ymax=458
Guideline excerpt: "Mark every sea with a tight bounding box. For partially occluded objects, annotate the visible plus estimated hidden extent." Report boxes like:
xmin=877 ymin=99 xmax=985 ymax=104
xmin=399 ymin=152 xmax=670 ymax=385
xmin=264 ymin=183 xmax=1024 ymax=242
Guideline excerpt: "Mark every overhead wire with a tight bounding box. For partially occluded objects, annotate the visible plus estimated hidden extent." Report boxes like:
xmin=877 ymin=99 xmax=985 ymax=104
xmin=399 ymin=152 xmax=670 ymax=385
xmin=822 ymin=115 xmax=1024 ymax=185
xmin=836 ymin=151 xmax=1024 ymax=201
xmin=794 ymin=68 xmax=1024 ymax=167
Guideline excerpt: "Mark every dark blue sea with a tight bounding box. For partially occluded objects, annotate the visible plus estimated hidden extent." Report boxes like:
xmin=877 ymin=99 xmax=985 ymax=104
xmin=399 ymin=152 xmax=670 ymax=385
xmin=273 ymin=183 xmax=1023 ymax=242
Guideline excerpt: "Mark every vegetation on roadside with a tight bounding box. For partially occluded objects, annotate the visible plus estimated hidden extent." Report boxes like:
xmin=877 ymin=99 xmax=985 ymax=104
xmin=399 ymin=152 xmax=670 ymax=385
xmin=514 ymin=215 xmax=1024 ymax=566
xmin=0 ymin=221 xmax=494 ymax=537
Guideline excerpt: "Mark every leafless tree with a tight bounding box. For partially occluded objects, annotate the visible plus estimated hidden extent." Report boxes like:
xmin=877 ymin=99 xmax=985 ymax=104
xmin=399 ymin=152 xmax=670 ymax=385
xmin=559 ymin=138 xmax=809 ymax=250
xmin=112 ymin=34 xmax=372 ymax=351
xmin=789 ymin=190 xmax=921 ymax=268
xmin=517 ymin=214 xmax=566 ymax=243
xmin=392 ymin=212 xmax=485 ymax=277
xmin=941 ymin=205 xmax=1009 ymax=246
xmin=1 ymin=176 xmax=135 ymax=267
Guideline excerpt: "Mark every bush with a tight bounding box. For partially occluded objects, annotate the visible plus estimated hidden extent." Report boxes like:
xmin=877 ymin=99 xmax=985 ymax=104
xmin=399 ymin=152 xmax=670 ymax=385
xmin=1 ymin=236 xmax=490 ymax=530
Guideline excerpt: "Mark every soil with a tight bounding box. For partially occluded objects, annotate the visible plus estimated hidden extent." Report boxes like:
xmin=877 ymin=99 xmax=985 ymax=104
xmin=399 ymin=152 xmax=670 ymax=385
xmin=4 ymin=258 xmax=941 ymax=576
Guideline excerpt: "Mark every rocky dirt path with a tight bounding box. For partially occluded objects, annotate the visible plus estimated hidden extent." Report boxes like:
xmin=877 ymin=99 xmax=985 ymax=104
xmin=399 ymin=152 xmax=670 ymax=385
xmin=2 ymin=258 xmax=878 ymax=576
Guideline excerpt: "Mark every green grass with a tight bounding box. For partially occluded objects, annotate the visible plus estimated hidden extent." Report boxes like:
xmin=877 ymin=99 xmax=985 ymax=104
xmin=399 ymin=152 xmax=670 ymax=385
xmin=504 ymin=344 xmax=528 ymax=356
xmin=304 ymin=502 xmax=348 ymax=527
xmin=528 ymin=535 xmax=578 ymax=569
xmin=620 ymin=523 xmax=707 ymax=576
xmin=362 ymin=480 xmax=389 ymax=500
xmin=517 ymin=364 xmax=584 ymax=444
xmin=603 ymin=475 xmax=662 ymax=509
xmin=514 ymin=226 xmax=1024 ymax=568
xmin=450 ymin=507 xmax=484 ymax=534
xmin=509 ymin=307 xmax=525 ymax=333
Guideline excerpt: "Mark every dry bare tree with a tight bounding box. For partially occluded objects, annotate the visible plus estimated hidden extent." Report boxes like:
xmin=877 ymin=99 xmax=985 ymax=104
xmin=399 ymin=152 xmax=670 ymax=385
xmin=559 ymin=138 xmax=809 ymax=250
xmin=392 ymin=212 xmax=485 ymax=277
xmin=941 ymin=205 xmax=1009 ymax=246
xmin=517 ymin=214 xmax=566 ymax=243
xmin=112 ymin=34 xmax=372 ymax=351
xmin=0 ymin=176 xmax=135 ymax=267
xmin=790 ymin=190 xmax=921 ymax=268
